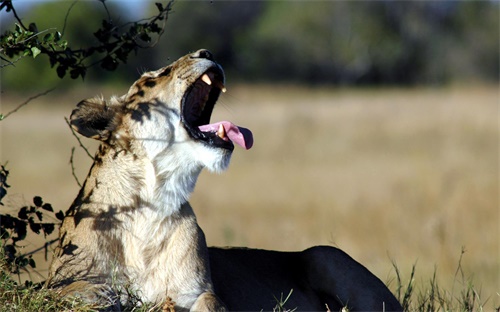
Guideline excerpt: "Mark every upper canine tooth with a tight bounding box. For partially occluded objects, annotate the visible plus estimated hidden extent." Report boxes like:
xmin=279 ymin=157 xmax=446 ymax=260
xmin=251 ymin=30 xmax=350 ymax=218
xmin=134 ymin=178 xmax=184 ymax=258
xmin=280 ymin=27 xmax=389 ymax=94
xmin=201 ymin=74 xmax=212 ymax=85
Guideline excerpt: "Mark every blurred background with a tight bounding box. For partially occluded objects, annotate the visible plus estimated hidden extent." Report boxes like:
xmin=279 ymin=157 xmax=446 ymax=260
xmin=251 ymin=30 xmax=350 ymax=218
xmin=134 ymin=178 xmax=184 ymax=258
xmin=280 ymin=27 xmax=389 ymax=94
xmin=1 ymin=0 xmax=498 ymax=309
xmin=1 ymin=0 xmax=498 ymax=89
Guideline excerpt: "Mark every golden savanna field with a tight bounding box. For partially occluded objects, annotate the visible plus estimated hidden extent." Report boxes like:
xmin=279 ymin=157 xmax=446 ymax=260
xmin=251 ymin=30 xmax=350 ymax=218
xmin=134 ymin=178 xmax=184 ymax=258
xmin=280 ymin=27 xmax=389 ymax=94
xmin=0 ymin=84 xmax=498 ymax=309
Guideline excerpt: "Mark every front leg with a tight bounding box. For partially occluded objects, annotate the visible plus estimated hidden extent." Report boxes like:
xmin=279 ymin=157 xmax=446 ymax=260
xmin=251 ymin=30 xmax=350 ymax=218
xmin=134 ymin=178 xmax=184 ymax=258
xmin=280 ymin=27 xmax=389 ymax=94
xmin=157 ymin=204 xmax=227 ymax=311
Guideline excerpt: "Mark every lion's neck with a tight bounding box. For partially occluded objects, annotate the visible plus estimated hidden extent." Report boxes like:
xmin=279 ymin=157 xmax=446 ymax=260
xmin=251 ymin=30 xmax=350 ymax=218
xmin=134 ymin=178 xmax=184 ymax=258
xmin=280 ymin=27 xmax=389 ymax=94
xmin=78 ymin=144 xmax=203 ymax=217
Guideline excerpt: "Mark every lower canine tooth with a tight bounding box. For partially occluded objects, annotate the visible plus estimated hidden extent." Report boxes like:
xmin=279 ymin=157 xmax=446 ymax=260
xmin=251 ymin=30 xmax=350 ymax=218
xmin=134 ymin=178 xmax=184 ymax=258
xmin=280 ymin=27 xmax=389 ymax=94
xmin=217 ymin=124 xmax=226 ymax=139
xmin=213 ymin=80 xmax=226 ymax=92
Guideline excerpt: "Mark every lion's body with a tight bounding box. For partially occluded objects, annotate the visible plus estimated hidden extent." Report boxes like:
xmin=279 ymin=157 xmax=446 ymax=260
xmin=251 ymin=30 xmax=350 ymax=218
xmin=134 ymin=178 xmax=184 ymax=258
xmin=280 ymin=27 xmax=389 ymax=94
xmin=46 ymin=50 xmax=402 ymax=311
xmin=209 ymin=246 xmax=402 ymax=311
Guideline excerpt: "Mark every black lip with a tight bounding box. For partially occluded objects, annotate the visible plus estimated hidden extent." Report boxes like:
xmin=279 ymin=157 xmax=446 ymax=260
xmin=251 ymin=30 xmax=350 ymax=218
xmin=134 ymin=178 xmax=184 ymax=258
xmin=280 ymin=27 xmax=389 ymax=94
xmin=181 ymin=67 xmax=234 ymax=151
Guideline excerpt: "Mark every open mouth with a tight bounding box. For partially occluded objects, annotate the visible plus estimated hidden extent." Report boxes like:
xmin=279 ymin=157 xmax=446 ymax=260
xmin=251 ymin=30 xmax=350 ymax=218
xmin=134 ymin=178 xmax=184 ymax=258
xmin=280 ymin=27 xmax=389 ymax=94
xmin=182 ymin=68 xmax=253 ymax=150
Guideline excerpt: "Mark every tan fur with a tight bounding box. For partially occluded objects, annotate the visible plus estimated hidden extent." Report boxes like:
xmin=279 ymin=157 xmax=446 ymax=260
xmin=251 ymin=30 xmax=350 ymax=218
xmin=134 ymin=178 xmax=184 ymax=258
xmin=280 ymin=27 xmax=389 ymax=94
xmin=47 ymin=50 xmax=402 ymax=311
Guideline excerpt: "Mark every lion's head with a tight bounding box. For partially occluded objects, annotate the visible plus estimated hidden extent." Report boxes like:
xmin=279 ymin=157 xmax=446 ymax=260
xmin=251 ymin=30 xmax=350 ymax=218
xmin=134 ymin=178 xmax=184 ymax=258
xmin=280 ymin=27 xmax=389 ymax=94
xmin=70 ymin=49 xmax=253 ymax=174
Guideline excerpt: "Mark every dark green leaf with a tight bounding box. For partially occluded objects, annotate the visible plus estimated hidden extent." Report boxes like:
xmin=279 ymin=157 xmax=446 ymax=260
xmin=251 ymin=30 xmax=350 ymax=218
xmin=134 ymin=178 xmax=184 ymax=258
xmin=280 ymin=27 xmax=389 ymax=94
xmin=0 ymin=187 xmax=6 ymax=204
xmin=31 ymin=46 xmax=41 ymax=58
xmin=28 ymin=257 xmax=36 ymax=268
xmin=28 ymin=23 xmax=38 ymax=33
xmin=49 ymin=55 xmax=57 ymax=68
xmin=70 ymin=68 xmax=80 ymax=79
xmin=3 ymin=244 xmax=16 ymax=258
xmin=0 ymin=228 xmax=10 ymax=239
xmin=150 ymin=23 xmax=161 ymax=33
xmin=42 ymin=223 xmax=54 ymax=235
xmin=18 ymin=207 xmax=28 ymax=220
xmin=42 ymin=203 xmax=53 ymax=212
xmin=14 ymin=221 xmax=27 ymax=241
xmin=33 ymin=196 xmax=43 ymax=207
xmin=101 ymin=55 xmax=118 ymax=71
xmin=55 ymin=210 xmax=65 ymax=221
xmin=56 ymin=65 xmax=67 ymax=78
xmin=17 ymin=257 xmax=28 ymax=268
xmin=35 ymin=211 xmax=43 ymax=221
xmin=139 ymin=33 xmax=151 ymax=43
xmin=29 ymin=221 xmax=41 ymax=234
xmin=43 ymin=33 xmax=54 ymax=43
xmin=1 ymin=214 xmax=15 ymax=229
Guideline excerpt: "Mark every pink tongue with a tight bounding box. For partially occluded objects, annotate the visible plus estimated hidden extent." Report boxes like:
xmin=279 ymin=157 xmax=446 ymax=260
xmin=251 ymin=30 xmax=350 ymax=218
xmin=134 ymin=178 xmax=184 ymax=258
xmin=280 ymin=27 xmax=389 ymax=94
xmin=198 ymin=121 xmax=253 ymax=150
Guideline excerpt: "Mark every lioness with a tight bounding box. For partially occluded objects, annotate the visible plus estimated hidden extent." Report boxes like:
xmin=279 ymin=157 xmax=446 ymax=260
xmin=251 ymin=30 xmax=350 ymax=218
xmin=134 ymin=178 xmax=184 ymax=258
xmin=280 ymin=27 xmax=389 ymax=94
xmin=47 ymin=49 xmax=402 ymax=311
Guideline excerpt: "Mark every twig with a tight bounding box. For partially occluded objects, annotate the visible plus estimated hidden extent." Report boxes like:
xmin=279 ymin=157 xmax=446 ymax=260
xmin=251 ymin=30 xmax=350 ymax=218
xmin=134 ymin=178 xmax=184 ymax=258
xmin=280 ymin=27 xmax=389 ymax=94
xmin=99 ymin=0 xmax=112 ymax=23
xmin=9 ymin=1 xmax=28 ymax=30
xmin=70 ymin=147 xmax=82 ymax=187
xmin=0 ymin=54 xmax=21 ymax=68
xmin=64 ymin=117 xmax=93 ymax=159
xmin=18 ymin=28 xmax=54 ymax=45
xmin=19 ymin=238 xmax=59 ymax=258
xmin=0 ymin=87 xmax=56 ymax=120
xmin=62 ymin=0 xmax=79 ymax=37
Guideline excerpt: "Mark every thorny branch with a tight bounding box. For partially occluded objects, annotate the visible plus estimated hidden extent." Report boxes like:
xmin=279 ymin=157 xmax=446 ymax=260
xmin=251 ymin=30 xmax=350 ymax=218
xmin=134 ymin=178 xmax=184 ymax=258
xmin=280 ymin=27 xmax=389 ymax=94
xmin=65 ymin=117 xmax=94 ymax=159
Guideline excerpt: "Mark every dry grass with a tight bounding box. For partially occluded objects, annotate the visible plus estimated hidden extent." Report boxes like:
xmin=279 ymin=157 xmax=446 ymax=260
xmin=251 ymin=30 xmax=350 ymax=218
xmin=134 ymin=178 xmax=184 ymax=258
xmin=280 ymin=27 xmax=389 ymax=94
xmin=0 ymin=84 xmax=498 ymax=309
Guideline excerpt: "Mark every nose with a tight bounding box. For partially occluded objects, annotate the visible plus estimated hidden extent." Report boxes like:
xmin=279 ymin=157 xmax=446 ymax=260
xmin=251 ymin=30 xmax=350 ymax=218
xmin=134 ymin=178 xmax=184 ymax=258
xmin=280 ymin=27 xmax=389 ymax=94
xmin=193 ymin=49 xmax=214 ymax=61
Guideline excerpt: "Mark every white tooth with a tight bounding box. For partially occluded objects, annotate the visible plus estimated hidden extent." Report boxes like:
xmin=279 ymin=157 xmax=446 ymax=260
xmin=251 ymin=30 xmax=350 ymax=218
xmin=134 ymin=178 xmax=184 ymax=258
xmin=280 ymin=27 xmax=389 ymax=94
xmin=213 ymin=80 xmax=226 ymax=92
xmin=201 ymin=74 xmax=212 ymax=85
xmin=217 ymin=124 xmax=226 ymax=139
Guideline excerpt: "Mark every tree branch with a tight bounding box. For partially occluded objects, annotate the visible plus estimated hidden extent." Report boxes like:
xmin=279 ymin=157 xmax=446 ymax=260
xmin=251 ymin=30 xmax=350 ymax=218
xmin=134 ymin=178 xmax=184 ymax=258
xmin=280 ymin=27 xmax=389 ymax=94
xmin=1 ymin=0 xmax=174 ymax=79
xmin=69 ymin=147 xmax=82 ymax=187
xmin=0 ymin=87 xmax=56 ymax=121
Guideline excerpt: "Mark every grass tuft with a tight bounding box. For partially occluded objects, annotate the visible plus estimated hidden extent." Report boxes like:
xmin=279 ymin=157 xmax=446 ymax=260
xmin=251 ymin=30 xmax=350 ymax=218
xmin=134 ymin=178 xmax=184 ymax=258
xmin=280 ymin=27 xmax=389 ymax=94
xmin=391 ymin=247 xmax=490 ymax=312
xmin=272 ymin=289 xmax=297 ymax=312
xmin=0 ymin=250 xmax=164 ymax=312
xmin=0 ymin=270 xmax=98 ymax=312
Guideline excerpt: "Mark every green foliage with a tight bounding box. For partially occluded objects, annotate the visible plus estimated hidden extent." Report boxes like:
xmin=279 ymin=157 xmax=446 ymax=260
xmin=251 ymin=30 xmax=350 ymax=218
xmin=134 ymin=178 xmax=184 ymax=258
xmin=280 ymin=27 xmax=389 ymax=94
xmin=0 ymin=0 xmax=173 ymax=83
xmin=0 ymin=23 xmax=67 ymax=61
xmin=0 ymin=165 xmax=64 ymax=279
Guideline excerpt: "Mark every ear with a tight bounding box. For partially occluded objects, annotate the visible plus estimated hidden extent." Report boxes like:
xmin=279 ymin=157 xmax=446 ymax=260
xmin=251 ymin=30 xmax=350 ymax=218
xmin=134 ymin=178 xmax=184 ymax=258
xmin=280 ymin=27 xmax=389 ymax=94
xmin=70 ymin=98 xmax=118 ymax=141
